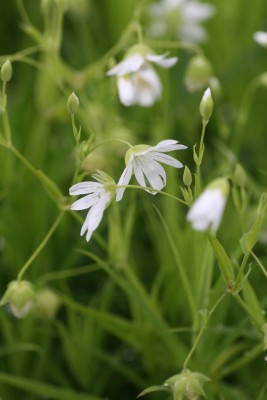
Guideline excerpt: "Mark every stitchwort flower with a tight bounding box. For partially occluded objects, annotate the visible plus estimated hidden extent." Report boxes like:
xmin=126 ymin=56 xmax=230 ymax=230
xmin=116 ymin=139 xmax=187 ymax=201
xmin=187 ymin=178 xmax=230 ymax=232
xmin=69 ymin=171 xmax=116 ymax=242
xmin=148 ymin=0 xmax=215 ymax=43
xmin=107 ymin=44 xmax=178 ymax=107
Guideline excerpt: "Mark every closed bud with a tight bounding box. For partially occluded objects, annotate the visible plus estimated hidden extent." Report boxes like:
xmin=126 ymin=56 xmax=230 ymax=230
xmin=199 ymin=87 xmax=213 ymax=123
xmin=1 ymin=60 xmax=12 ymax=82
xmin=183 ymin=165 xmax=192 ymax=187
xmin=233 ymin=164 xmax=247 ymax=187
xmin=32 ymin=287 xmax=61 ymax=320
xmin=259 ymin=72 xmax=267 ymax=87
xmin=0 ymin=280 xmax=35 ymax=319
xmin=262 ymin=323 xmax=267 ymax=350
xmin=67 ymin=92 xmax=79 ymax=114
xmin=184 ymin=55 xmax=213 ymax=92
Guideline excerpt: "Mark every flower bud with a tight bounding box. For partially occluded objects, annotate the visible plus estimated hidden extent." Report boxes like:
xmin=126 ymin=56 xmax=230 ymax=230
xmin=1 ymin=60 xmax=13 ymax=82
xmin=32 ymin=287 xmax=61 ymax=320
xmin=262 ymin=323 xmax=267 ymax=350
xmin=67 ymin=92 xmax=79 ymax=114
xmin=184 ymin=55 xmax=213 ymax=92
xmin=183 ymin=165 xmax=192 ymax=187
xmin=199 ymin=87 xmax=213 ymax=123
xmin=259 ymin=72 xmax=267 ymax=87
xmin=0 ymin=280 xmax=35 ymax=319
xmin=165 ymin=369 xmax=210 ymax=400
xmin=233 ymin=164 xmax=247 ymax=187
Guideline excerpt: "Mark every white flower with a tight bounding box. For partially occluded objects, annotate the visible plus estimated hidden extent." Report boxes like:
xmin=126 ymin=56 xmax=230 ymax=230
xmin=69 ymin=171 xmax=116 ymax=242
xmin=253 ymin=31 xmax=267 ymax=48
xmin=107 ymin=44 xmax=178 ymax=107
xmin=148 ymin=0 xmax=215 ymax=43
xmin=187 ymin=178 xmax=229 ymax=232
xmin=116 ymin=139 xmax=187 ymax=201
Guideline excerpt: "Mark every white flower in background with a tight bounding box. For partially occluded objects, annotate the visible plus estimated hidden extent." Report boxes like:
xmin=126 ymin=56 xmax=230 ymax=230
xmin=116 ymin=139 xmax=187 ymax=201
xmin=107 ymin=44 xmax=178 ymax=107
xmin=253 ymin=31 xmax=267 ymax=48
xmin=69 ymin=171 xmax=116 ymax=242
xmin=148 ymin=0 xmax=215 ymax=43
xmin=187 ymin=178 xmax=229 ymax=232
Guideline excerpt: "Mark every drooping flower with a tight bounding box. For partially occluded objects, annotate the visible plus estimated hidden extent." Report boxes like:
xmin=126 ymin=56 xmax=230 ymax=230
xmin=148 ymin=0 xmax=215 ymax=43
xmin=107 ymin=44 xmax=178 ymax=107
xmin=187 ymin=178 xmax=229 ymax=232
xmin=0 ymin=280 xmax=36 ymax=319
xmin=116 ymin=139 xmax=187 ymax=201
xmin=253 ymin=31 xmax=267 ymax=48
xmin=69 ymin=171 xmax=116 ymax=242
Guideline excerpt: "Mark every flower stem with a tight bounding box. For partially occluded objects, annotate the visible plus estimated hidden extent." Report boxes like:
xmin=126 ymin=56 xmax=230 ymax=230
xmin=89 ymin=138 xmax=133 ymax=153
xmin=17 ymin=211 xmax=65 ymax=282
xmin=251 ymin=251 xmax=267 ymax=279
xmin=124 ymin=184 xmax=187 ymax=205
xmin=195 ymin=120 xmax=208 ymax=197
xmin=183 ymin=292 xmax=226 ymax=369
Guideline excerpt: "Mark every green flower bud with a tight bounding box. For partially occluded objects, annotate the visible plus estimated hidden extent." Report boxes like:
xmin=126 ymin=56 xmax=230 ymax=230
xmin=199 ymin=87 xmax=213 ymax=123
xmin=259 ymin=72 xmax=267 ymax=87
xmin=165 ymin=369 xmax=210 ymax=400
xmin=32 ymin=288 xmax=61 ymax=320
xmin=184 ymin=55 xmax=213 ymax=92
xmin=1 ymin=60 xmax=13 ymax=82
xmin=0 ymin=280 xmax=36 ymax=319
xmin=67 ymin=92 xmax=79 ymax=114
xmin=183 ymin=165 xmax=192 ymax=187
xmin=233 ymin=164 xmax=247 ymax=187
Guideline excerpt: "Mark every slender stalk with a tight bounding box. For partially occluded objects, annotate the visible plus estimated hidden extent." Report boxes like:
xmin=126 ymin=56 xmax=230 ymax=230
xmin=195 ymin=120 xmax=208 ymax=197
xmin=145 ymin=40 xmax=204 ymax=56
xmin=125 ymin=184 xmax=187 ymax=205
xmin=154 ymin=206 xmax=197 ymax=320
xmin=17 ymin=211 xmax=65 ymax=281
xmin=251 ymin=251 xmax=267 ymax=279
xmin=183 ymin=292 xmax=226 ymax=368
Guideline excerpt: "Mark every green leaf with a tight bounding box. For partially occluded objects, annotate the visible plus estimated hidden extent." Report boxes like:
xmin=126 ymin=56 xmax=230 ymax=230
xmin=0 ymin=373 xmax=102 ymax=400
xmin=138 ymin=385 xmax=170 ymax=398
xmin=207 ymin=233 xmax=235 ymax=286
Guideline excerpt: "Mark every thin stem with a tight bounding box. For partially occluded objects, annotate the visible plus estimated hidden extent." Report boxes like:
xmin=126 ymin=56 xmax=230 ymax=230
xmin=251 ymin=251 xmax=267 ymax=279
xmin=89 ymin=138 xmax=133 ymax=153
xmin=235 ymin=253 xmax=250 ymax=284
xmin=183 ymin=292 xmax=226 ymax=369
xmin=145 ymin=40 xmax=204 ymax=56
xmin=17 ymin=211 xmax=65 ymax=281
xmin=38 ymin=264 xmax=100 ymax=286
xmin=154 ymin=206 xmax=196 ymax=320
xmin=125 ymin=184 xmax=187 ymax=205
xmin=195 ymin=120 xmax=207 ymax=197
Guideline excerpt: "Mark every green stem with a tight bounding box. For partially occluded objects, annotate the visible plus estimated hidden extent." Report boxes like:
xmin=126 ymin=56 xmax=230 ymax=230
xmin=195 ymin=120 xmax=207 ymax=197
xmin=154 ymin=206 xmax=196 ymax=320
xmin=235 ymin=253 xmax=250 ymax=284
xmin=17 ymin=211 xmax=65 ymax=281
xmin=89 ymin=138 xmax=133 ymax=153
xmin=38 ymin=264 xmax=100 ymax=286
xmin=145 ymin=40 xmax=204 ymax=56
xmin=183 ymin=292 xmax=226 ymax=368
xmin=125 ymin=184 xmax=187 ymax=205
xmin=251 ymin=251 xmax=267 ymax=279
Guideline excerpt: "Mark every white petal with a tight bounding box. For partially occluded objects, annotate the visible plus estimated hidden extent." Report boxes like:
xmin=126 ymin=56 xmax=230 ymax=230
xmin=118 ymin=77 xmax=136 ymax=106
xmin=147 ymin=53 xmax=178 ymax=68
xmin=133 ymin=68 xmax=162 ymax=107
xmin=71 ymin=190 xmax=105 ymax=211
xmin=152 ymin=140 xmax=187 ymax=152
xmin=80 ymin=194 xmax=110 ymax=241
xmin=150 ymin=152 xmax=183 ymax=168
xmin=180 ymin=23 xmax=208 ymax=43
xmin=253 ymin=31 xmax=267 ymax=47
xmin=133 ymin=159 xmax=147 ymax=188
xmin=107 ymin=54 xmax=144 ymax=77
xmin=135 ymin=157 xmax=166 ymax=192
xmin=69 ymin=181 xmax=102 ymax=196
xmin=116 ymin=162 xmax=133 ymax=202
